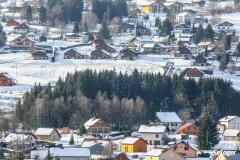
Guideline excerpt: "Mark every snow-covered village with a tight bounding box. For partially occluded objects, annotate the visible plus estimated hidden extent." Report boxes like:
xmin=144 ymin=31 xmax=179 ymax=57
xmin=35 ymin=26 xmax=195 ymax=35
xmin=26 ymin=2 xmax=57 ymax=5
xmin=0 ymin=0 xmax=240 ymax=159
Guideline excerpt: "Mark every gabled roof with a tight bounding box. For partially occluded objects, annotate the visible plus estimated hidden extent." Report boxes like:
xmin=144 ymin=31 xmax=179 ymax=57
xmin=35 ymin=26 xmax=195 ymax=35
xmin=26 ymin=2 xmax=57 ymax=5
xmin=84 ymin=117 xmax=107 ymax=130
xmin=11 ymin=34 xmax=34 ymax=43
xmin=185 ymin=68 xmax=204 ymax=77
xmin=4 ymin=132 xmax=37 ymax=142
xmin=156 ymin=112 xmax=182 ymax=123
xmin=138 ymin=125 xmax=166 ymax=133
xmin=51 ymin=148 xmax=90 ymax=157
xmin=176 ymin=123 xmax=198 ymax=134
xmin=219 ymin=116 xmax=239 ymax=122
xmin=121 ymin=137 xmax=146 ymax=145
xmin=35 ymin=128 xmax=59 ymax=136
xmin=170 ymin=141 xmax=197 ymax=151
xmin=215 ymin=21 xmax=234 ymax=27
xmin=145 ymin=148 xmax=164 ymax=156
xmin=14 ymin=22 xmax=30 ymax=30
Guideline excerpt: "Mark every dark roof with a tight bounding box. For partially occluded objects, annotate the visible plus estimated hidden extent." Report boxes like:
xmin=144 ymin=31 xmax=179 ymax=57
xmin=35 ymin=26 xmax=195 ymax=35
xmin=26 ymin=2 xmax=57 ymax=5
xmin=14 ymin=23 xmax=30 ymax=30
xmin=178 ymin=46 xmax=191 ymax=55
xmin=174 ymin=24 xmax=191 ymax=29
xmin=185 ymin=68 xmax=204 ymax=77
xmin=216 ymin=21 xmax=234 ymax=27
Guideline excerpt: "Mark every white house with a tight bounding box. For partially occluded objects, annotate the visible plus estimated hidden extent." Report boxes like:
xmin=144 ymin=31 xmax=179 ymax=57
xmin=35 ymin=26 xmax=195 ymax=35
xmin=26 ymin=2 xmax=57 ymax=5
xmin=138 ymin=125 xmax=167 ymax=145
xmin=218 ymin=116 xmax=240 ymax=133
xmin=176 ymin=12 xmax=195 ymax=24
xmin=223 ymin=129 xmax=240 ymax=141
xmin=156 ymin=112 xmax=182 ymax=131
xmin=64 ymin=33 xmax=89 ymax=43
xmin=213 ymin=21 xmax=235 ymax=33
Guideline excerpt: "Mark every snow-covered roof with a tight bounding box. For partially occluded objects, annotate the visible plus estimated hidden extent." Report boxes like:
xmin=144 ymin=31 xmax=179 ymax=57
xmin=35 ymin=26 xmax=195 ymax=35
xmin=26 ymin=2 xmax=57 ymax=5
xmin=156 ymin=112 xmax=182 ymax=123
xmin=51 ymin=148 xmax=90 ymax=157
xmin=223 ymin=129 xmax=240 ymax=137
xmin=138 ymin=125 xmax=166 ymax=133
xmin=84 ymin=117 xmax=101 ymax=130
xmin=121 ymin=137 xmax=143 ymax=144
xmin=143 ymin=43 xmax=155 ymax=48
xmin=35 ymin=128 xmax=55 ymax=136
xmin=219 ymin=116 xmax=238 ymax=122
xmin=189 ymin=43 xmax=198 ymax=48
xmin=177 ymin=12 xmax=191 ymax=17
xmin=4 ymin=132 xmax=36 ymax=142
xmin=144 ymin=148 xmax=164 ymax=156
xmin=198 ymin=41 xmax=211 ymax=46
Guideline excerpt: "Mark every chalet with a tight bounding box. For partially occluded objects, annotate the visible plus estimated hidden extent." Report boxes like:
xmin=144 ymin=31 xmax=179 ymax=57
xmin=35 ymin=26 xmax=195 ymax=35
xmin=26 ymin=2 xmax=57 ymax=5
xmin=138 ymin=125 xmax=167 ymax=145
xmin=214 ymin=21 xmax=235 ymax=33
xmin=156 ymin=112 xmax=182 ymax=131
xmin=163 ymin=2 xmax=183 ymax=14
xmin=64 ymin=33 xmax=89 ymax=43
xmin=174 ymin=24 xmax=191 ymax=35
xmin=128 ymin=37 xmax=141 ymax=48
xmin=139 ymin=1 xmax=164 ymax=13
xmin=35 ymin=128 xmax=61 ymax=141
xmin=120 ymin=137 xmax=147 ymax=153
xmin=39 ymin=35 xmax=48 ymax=42
xmin=159 ymin=149 xmax=185 ymax=160
xmin=176 ymin=123 xmax=198 ymax=135
xmin=194 ymin=54 xmax=208 ymax=66
xmin=0 ymin=73 xmax=15 ymax=86
xmin=10 ymin=34 xmax=34 ymax=48
xmin=110 ymin=22 xmax=135 ymax=35
xmin=170 ymin=141 xmax=197 ymax=158
xmin=82 ymin=139 xmax=113 ymax=156
xmin=90 ymin=49 xmax=112 ymax=59
xmin=185 ymin=68 xmax=204 ymax=78
xmin=112 ymin=152 xmax=129 ymax=160
xmin=84 ymin=117 xmax=111 ymax=134
xmin=144 ymin=148 xmax=164 ymax=160
xmin=31 ymin=51 xmax=48 ymax=60
xmin=3 ymin=132 xmax=37 ymax=152
xmin=208 ymin=45 xmax=225 ymax=57
xmin=218 ymin=116 xmax=240 ymax=133
xmin=176 ymin=12 xmax=195 ymax=24
xmin=26 ymin=32 xmax=39 ymax=42
xmin=6 ymin=19 xmax=19 ymax=27
xmin=13 ymin=23 xmax=31 ymax=34
xmin=142 ymin=43 xmax=165 ymax=54
xmin=223 ymin=129 xmax=240 ymax=141
xmin=198 ymin=41 xmax=212 ymax=52
xmin=175 ymin=46 xmax=192 ymax=59
xmin=92 ymin=39 xmax=116 ymax=53
xmin=63 ymin=49 xmax=89 ymax=59
xmin=120 ymin=48 xmax=138 ymax=60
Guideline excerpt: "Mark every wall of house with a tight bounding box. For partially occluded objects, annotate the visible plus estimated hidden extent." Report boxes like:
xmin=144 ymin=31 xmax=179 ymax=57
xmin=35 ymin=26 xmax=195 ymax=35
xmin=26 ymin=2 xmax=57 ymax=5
xmin=133 ymin=139 xmax=147 ymax=152
xmin=141 ymin=5 xmax=150 ymax=13
xmin=224 ymin=136 xmax=240 ymax=141
xmin=139 ymin=132 xmax=166 ymax=145
xmin=171 ymin=143 xmax=197 ymax=158
xmin=49 ymin=130 xmax=61 ymax=141
xmin=228 ymin=118 xmax=240 ymax=129
xmin=120 ymin=144 xmax=133 ymax=153
xmin=54 ymin=156 xmax=89 ymax=160
xmin=160 ymin=149 xmax=185 ymax=160
xmin=144 ymin=155 xmax=160 ymax=160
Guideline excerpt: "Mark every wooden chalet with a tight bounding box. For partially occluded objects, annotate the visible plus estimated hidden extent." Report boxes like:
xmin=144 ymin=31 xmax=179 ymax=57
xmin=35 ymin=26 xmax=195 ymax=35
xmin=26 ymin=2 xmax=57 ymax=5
xmin=84 ymin=117 xmax=111 ymax=134
xmin=64 ymin=49 xmax=89 ymax=59
xmin=0 ymin=73 xmax=15 ymax=86
xmin=31 ymin=50 xmax=48 ymax=60
xmin=120 ymin=48 xmax=138 ymax=60
xmin=194 ymin=54 xmax=208 ymax=66
xmin=10 ymin=34 xmax=34 ymax=48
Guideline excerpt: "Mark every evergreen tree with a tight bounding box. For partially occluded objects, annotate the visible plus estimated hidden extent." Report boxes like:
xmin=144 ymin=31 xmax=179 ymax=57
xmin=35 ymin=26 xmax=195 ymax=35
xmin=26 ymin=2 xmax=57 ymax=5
xmin=195 ymin=114 xmax=220 ymax=150
xmin=196 ymin=24 xmax=204 ymax=43
xmin=99 ymin=21 xmax=110 ymax=39
xmin=79 ymin=121 xmax=86 ymax=135
xmin=219 ymin=53 xmax=230 ymax=71
xmin=204 ymin=24 xmax=215 ymax=41
xmin=70 ymin=0 xmax=83 ymax=22
xmin=46 ymin=149 xmax=53 ymax=160
xmin=73 ymin=22 xmax=80 ymax=33
xmin=155 ymin=17 xmax=160 ymax=27
xmin=160 ymin=18 xmax=173 ymax=36
xmin=69 ymin=134 xmax=75 ymax=145
xmin=26 ymin=5 xmax=32 ymax=22
xmin=1 ymin=14 xmax=5 ymax=22
xmin=0 ymin=147 xmax=4 ymax=159
xmin=0 ymin=24 xmax=6 ymax=47
xmin=236 ymin=43 xmax=240 ymax=56
xmin=39 ymin=4 xmax=47 ymax=24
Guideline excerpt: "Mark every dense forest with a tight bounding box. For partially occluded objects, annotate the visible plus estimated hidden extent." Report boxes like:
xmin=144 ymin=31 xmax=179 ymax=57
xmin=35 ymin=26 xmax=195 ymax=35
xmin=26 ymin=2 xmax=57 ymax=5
xmin=15 ymin=69 xmax=240 ymax=130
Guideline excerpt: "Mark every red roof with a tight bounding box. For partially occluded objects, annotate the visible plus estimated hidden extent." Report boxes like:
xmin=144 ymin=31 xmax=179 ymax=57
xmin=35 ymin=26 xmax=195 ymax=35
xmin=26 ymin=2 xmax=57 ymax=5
xmin=6 ymin=19 xmax=19 ymax=27
xmin=176 ymin=123 xmax=198 ymax=134
xmin=185 ymin=68 xmax=204 ymax=77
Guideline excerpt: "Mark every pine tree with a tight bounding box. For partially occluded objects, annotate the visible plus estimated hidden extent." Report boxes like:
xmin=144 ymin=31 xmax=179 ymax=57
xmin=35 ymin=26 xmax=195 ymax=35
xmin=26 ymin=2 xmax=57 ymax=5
xmin=2 ymin=14 xmax=5 ymax=22
xmin=79 ymin=121 xmax=86 ymax=135
xmin=26 ymin=5 xmax=32 ymax=22
xmin=204 ymin=24 xmax=215 ymax=41
xmin=99 ymin=21 xmax=110 ymax=39
xmin=196 ymin=24 xmax=204 ymax=43
xmin=0 ymin=147 xmax=4 ymax=159
xmin=155 ymin=17 xmax=160 ymax=27
xmin=195 ymin=114 xmax=220 ymax=150
xmin=160 ymin=18 xmax=173 ymax=36
xmin=69 ymin=134 xmax=75 ymax=145
xmin=236 ymin=43 xmax=240 ymax=56
xmin=0 ymin=24 xmax=6 ymax=47
xmin=73 ymin=22 xmax=80 ymax=33
xmin=46 ymin=149 xmax=53 ymax=160
xmin=39 ymin=4 xmax=47 ymax=24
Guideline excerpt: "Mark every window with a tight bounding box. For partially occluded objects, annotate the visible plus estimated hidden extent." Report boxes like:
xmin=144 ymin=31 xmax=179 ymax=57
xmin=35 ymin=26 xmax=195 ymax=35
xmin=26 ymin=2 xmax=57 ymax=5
xmin=156 ymin=134 xmax=159 ymax=138
xmin=174 ymin=146 xmax=178 ymax=150
xmin=184 ymin=146 xmax=189 ymax=150
xmin=182 ymin=153 xmax=186 ymax=156
xmin=154 ymin=141 xmax=160 ymax=145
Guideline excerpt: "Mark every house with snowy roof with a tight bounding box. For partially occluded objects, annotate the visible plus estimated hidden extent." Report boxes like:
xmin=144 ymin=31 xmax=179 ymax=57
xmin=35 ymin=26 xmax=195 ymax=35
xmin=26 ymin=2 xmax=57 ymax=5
xmin=223 ymin=129 xmax=240 ymax=141
xmin=218 ymin=116 xmax=240 ymax=134
xmin=176 ymin=12 xmax=195 ymax=24
xmin=213 ymin=21 xmax=235 ymax=33
xmin=84 ymin=117 xmax=111 ymax=135
xmin=120 ymin=137 xmax=147 ymax=153
xmin=13 ymin=22 xmax=31 ymax=34
xmin=170 ymin=141 xmax=198 ymax=158
xmin=35 ymin=128 xmax=61 ymax=141
xmin=138 ymin=125 xmax=167 ymax=145
xmin=156 ymin=112 xmax=182 ymax=131
xmin=3 ymin=132 xmax=37 ymax=152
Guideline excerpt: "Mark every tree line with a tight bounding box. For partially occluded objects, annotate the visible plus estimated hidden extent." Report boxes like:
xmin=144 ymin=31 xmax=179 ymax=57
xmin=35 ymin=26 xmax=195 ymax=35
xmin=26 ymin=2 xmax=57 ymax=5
xmin=15 ymin=69 xmax=240 ymax=130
